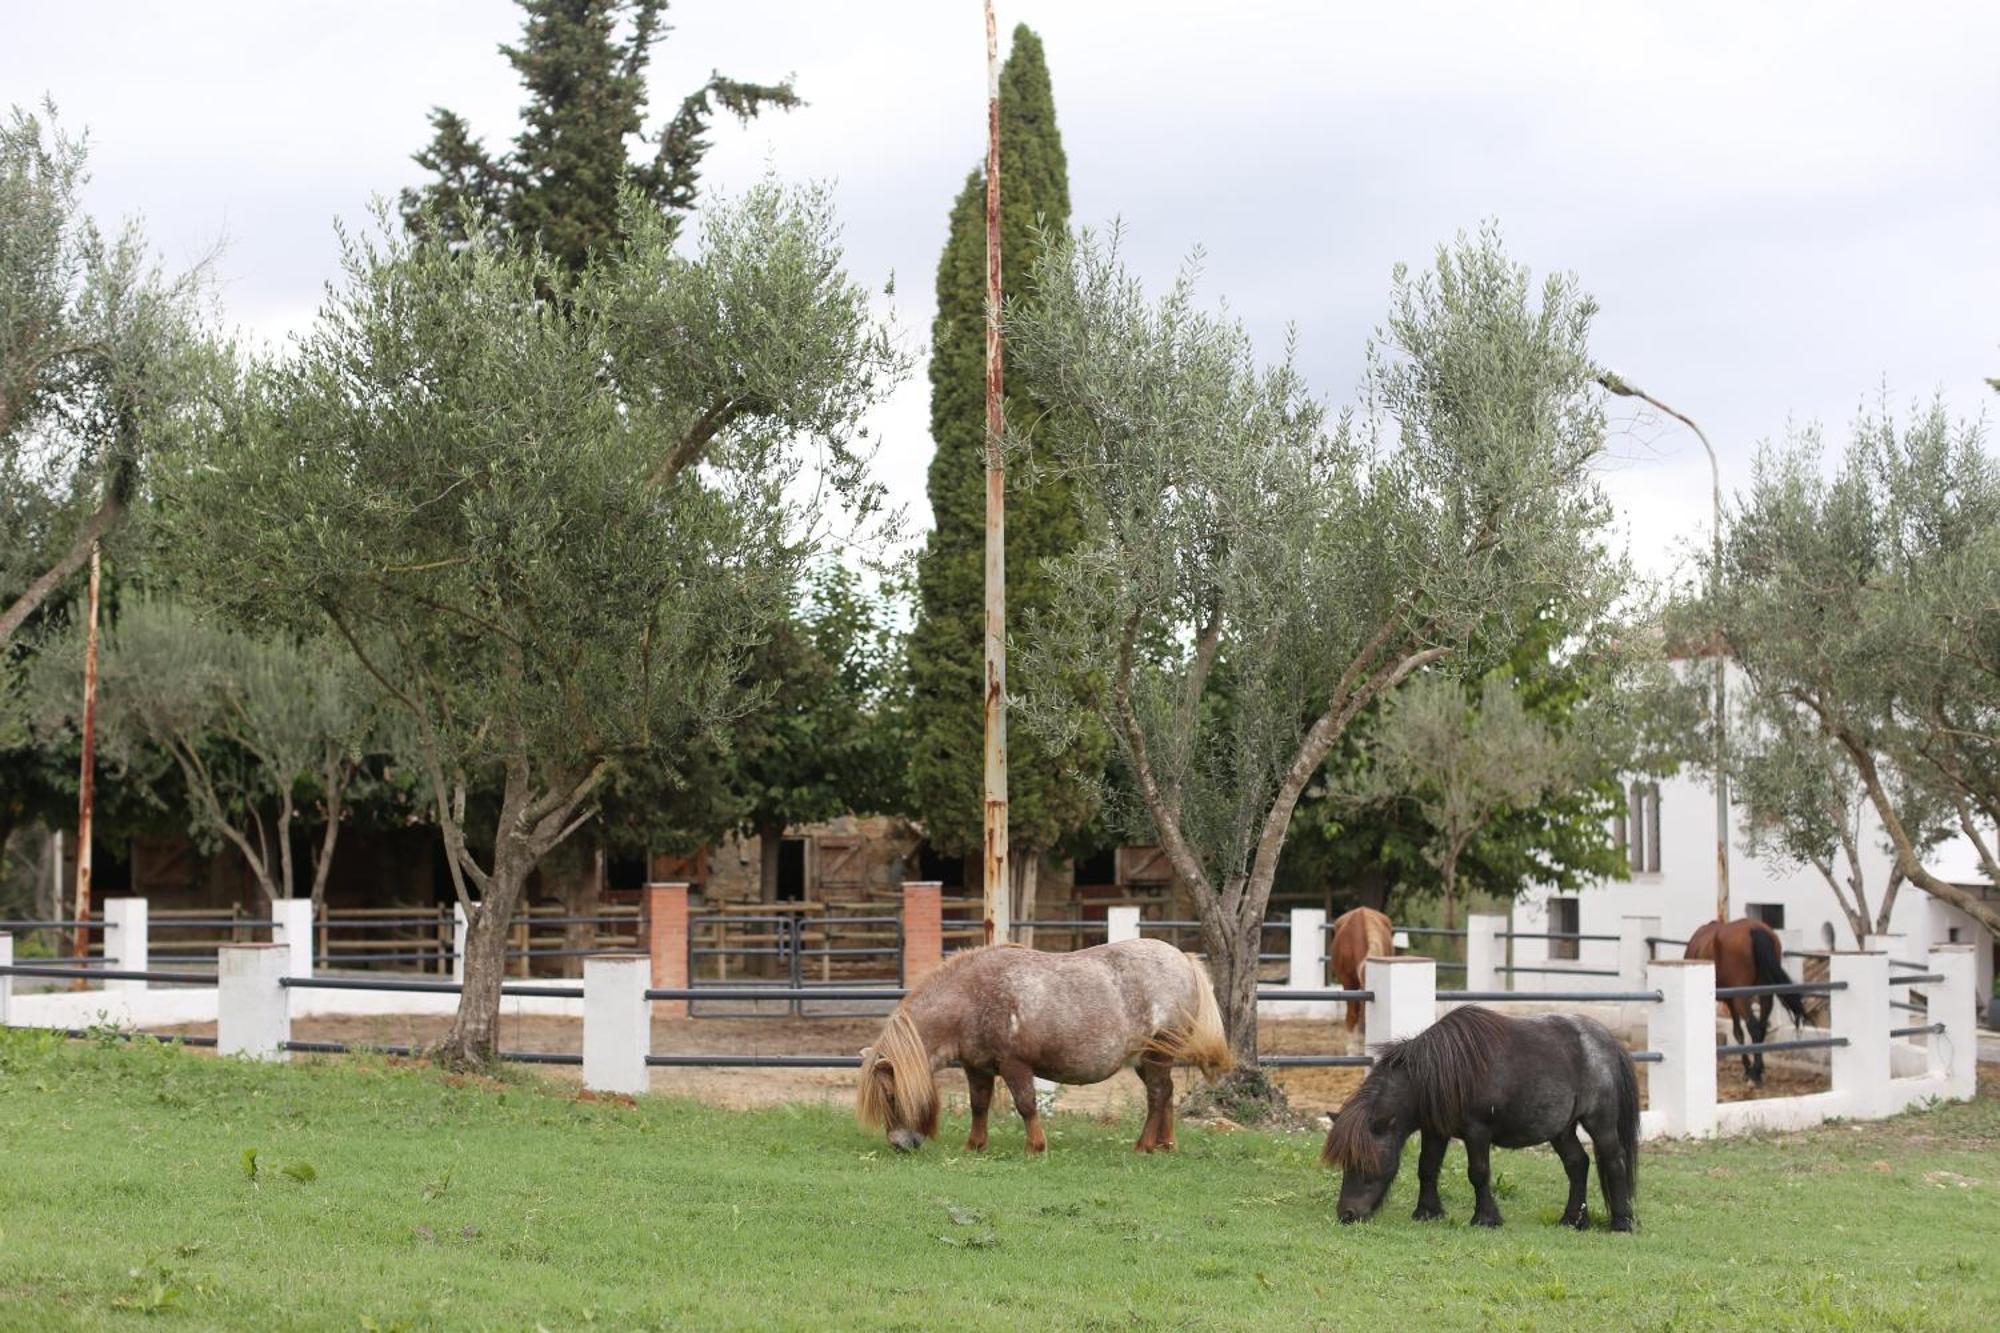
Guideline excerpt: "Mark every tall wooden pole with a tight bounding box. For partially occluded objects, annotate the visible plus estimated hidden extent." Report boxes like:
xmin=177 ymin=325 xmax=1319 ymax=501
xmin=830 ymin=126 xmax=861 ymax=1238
xmin=980 ymin=0 xmax=1010 ymax=947
xmin=73 ymin=540 xmax=101 ymax=966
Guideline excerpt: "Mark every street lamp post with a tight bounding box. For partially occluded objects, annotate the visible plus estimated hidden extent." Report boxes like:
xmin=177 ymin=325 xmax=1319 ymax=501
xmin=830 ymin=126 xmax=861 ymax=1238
xmin=1598 ymin=372 xmax=1730 ymax=925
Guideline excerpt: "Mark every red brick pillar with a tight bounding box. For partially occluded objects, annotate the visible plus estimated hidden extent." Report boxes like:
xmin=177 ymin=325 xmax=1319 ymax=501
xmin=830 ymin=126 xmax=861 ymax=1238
xmin=646 ymin=882 xmax=690 ymax=1019
xmin=902 ymin=881 xmax=942 ymax=989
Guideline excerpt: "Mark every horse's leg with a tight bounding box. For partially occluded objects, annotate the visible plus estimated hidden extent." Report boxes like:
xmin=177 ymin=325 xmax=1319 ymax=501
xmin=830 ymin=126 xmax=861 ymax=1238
xmin=1465 ymin=1133 xmax=1503 ymax=1228
xmin=1551 ymin=1126 xmax=1591 ymax=1230
xmin=1000 ymin=1060 xmax=1047 ymax=1154
xmin=964 ymin=1067 xmax=995 ymax=1152
xmin=1133 ymin=1064 xmax=1162 ymax=1152
xmin=1133 ymin=1057 xmax=1174 ymax=1152
xmin=1411 ymin=1128 xmax=1447 ymax=1221
xmin=1729 ymin=1001 xmax=1753 ymax=1083
xmin=1752 ymin=996 xmax=1773 ymax=1085
xmin=1584 ymin=1109 xmax=1636 ymax=1233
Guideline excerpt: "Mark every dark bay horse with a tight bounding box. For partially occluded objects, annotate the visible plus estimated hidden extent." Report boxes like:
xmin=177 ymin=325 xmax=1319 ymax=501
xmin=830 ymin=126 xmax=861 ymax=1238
xmin=1322 ymin=1006 xmax=1640 ymax=1232
xmin=1685 ymin=918 xmax=1808 ymax=1085
xmin=856 ymin=940 xmax=1232 ymax=1155
xmin=1330 ymin=907 xmax=1393 ymax=1034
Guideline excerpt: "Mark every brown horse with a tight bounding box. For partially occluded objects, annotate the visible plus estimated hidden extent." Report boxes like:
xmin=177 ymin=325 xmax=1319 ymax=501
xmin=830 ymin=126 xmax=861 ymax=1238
xmin=1685 ymin=918 xmax=1809 ymax=1085
xmin=1330 ymin=907 xmax=1394 ymax=1032
xmin=856 ymin=940 xmax=1231 ymax=1155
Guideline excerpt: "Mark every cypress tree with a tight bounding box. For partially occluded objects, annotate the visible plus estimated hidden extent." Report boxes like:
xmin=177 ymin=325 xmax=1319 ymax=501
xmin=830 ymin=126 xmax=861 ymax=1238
xmin=402 ymin=0 xmax=799 ymax=271
xmin=907 ymin=26 xmax=1104 ymax=909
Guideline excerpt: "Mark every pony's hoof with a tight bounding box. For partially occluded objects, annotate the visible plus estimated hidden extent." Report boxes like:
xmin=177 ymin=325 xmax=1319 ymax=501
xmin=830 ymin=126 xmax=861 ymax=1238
xmin=1562 ymin=1208 xmax=1589 ymax=1231
xmin=1610 ymin=1217 xmax=1635 ymax=1233
xmin=1411 ymin=1204 xmax=1445 ymax=1222
xmin=963 ymin=1138 xmax=987 ymax=1153
xmin=1471 ymin=1212 xmax=1503 ymax=1229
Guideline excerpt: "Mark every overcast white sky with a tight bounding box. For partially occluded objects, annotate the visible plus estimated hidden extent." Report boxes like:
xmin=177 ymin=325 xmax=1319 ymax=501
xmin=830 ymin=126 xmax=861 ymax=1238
xmin=7 ymin=1 xmax=1997 ymax=577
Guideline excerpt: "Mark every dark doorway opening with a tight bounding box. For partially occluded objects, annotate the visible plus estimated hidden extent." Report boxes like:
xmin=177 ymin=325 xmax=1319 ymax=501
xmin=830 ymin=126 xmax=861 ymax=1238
xmin=777 ymin=838 xmax=807 ymax=902
xmin=917 ymin=843 xmax=965 ymax=890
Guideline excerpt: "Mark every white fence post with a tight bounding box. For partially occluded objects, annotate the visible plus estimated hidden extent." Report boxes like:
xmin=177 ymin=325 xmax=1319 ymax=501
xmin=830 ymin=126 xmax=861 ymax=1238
xmin=453 ymin=902 xmax=469 ymax=983
xmin=1465 ymin=914 xmax=1504 ymax=993
xmin=1646 ymin=959 xmax=1717 ymax=1138
xmin=103 ymin=896 xmax=148 ymax=995
xmin=1927 ymin=944 xmax=1977 ymax=1102
xmin=271 ymin=897 xmax=314 ymax=981
xmin=0 ymin=933 xmax=12 ymax=1025
xmin=1620 ymin=915 xmax=1659 ymax=991
xmin=1829 ymin=950 xmax=1891 ymax=1119
xmin=1364 ymin=956 xmax=1436 ymax=1049
xmin=1106 ymin=906 xmax=1140 ymax=945
xmin=218 ymin=944 xmax=291 ymax=1061
xmin=583 ymin=953 xmax=649 ymax=1096
xmin=1269 ymin=908 xmax=1332 ymax=1019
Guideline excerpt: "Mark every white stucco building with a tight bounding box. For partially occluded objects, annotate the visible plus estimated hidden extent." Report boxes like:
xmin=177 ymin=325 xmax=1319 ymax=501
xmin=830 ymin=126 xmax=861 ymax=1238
xmin=1513 ymin=766 xmax=1997 ymax=1003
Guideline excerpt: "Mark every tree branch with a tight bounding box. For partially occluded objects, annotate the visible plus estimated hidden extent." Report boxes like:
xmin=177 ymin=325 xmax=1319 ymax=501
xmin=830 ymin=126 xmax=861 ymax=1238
xmin=0 ymin=494 xmax=126 ymax=648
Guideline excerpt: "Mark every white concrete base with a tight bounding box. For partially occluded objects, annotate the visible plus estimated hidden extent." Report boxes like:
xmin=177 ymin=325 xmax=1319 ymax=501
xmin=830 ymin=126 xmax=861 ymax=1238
xmin=1716 ymin=1089 xmax=1850 ymax=1135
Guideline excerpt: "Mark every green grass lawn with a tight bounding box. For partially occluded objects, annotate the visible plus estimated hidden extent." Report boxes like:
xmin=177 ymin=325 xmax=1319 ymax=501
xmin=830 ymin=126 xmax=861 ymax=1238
xmin=1 ymin=1030 xmax=1995 ymax=1330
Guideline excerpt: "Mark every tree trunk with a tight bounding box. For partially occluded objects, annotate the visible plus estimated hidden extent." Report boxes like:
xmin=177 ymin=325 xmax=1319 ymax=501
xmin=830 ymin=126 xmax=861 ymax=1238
xmin=758 ymin=821 xmax=784 ymax=902
xmin=1203 ymin=913 xmax=1262 ymax=1069
xmin=436 ymin=854 xmax=531 ymax=1068
xmin=1441 ymin=861 xmax=1459 ymax=933
xmin=1013 ymin=851 xmax=1039 ymax=948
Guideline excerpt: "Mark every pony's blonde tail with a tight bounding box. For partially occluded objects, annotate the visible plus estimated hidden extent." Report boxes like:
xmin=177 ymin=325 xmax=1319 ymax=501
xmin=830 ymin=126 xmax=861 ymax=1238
xmin=1149 ymin=953 xmax=1234 ymax=1081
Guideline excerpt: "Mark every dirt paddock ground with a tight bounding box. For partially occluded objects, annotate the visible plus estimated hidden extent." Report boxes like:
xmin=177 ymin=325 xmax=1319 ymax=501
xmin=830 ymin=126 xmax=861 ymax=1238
xmin=149 ymin=1010 xmax=1840 ymax=1123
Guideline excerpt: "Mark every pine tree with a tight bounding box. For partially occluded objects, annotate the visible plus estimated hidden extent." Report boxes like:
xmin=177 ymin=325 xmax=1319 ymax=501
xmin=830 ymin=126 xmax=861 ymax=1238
xmin=402 ymin=0 xmax=799 ymax=271
xmin=907 ymin=26 xmax=1104 ymax=912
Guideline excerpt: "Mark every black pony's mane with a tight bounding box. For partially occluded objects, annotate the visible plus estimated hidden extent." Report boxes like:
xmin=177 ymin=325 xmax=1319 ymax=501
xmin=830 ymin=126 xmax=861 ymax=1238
xmin=1322 ymin=1007 xmax=1511 ymax=1170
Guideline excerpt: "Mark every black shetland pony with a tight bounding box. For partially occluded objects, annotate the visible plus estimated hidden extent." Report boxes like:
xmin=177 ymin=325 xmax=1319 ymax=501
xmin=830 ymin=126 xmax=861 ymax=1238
xmin=1686 ymin=918 xmax=1809 ymax=1086
xmin=1322 ymin=1007 xmax=1640 ymax=1232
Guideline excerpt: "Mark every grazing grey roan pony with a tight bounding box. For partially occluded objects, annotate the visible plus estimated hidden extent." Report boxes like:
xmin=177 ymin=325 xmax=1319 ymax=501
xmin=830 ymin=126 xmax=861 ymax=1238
xmin=856 ymin=940 xmax=1232 ymax=1155
xmin=1322 ymin=1006 xmax=1640 ymax=1232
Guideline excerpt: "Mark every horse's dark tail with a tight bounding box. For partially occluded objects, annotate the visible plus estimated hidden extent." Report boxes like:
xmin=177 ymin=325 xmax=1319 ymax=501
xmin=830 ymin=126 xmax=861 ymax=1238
xmin=1750 ymin=926 xmax=1808 ymax=1028
xmin=1616 ymin=1045 xmax=1640 ymax=1199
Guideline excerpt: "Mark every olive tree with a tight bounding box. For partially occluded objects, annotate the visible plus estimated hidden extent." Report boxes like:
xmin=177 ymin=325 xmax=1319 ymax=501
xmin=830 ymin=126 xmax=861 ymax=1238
xmin=35 ymin=599 xmax=379 ymax=914
xmin=1730 ymin=691 xmax=1949 ymax=946
xmin=0 ymin=104 xmax=216 ymax=648
xmin=1010 ymin=226 xmax=1619 ymax=1067
xmin=1350 ymin=673 xmax=1583 ymax=931
xmin=158 ymin=183 xmax=900 ymax=1064
xmin=1714 ymin=403 xmax=2000 ymax=938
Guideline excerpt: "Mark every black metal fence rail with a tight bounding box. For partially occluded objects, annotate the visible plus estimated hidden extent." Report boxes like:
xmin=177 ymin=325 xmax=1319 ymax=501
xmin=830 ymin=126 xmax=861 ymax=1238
xmin=1892 ymin=1023 xmax=1946 ymax=1039
xmin=1715 ymin=981 xmax=1846 ymax=999
xmin=280 ymin=1038 xmax=582 ymax=1066
xmin=1497 ymin=965 xmax=1622 ymax=977
xmin=16 ymin=1024 xmax=219 ymax=1048
xmin=279 ymin=976 xmax=583 ymax=999
xmin=1717 ymin=1036 xmax=1847 ymax=1057
xmin=0 ymin=963 xmax=218 ymax=985
xmin=0 ymin=919 xmax=108 ymax=930
xmin=1441 ymin=989 xmax=1663 ymax=1004
xmin=1498 ymin=931 xmax=1621 ymax=943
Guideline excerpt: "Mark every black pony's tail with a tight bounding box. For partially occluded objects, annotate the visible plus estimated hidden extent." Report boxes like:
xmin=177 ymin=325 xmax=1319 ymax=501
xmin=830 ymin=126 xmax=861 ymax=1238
xmin=1616 ymin=1045 xmax=1640 ymax=1199
xmin=1751 ymin=926 xmax=1808 ymax=1028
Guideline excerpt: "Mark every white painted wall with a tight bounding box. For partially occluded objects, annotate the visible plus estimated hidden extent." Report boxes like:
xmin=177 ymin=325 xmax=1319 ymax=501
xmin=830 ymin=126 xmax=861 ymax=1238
xmin=1515 ymin=753 xmax=1995 ymax=1002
